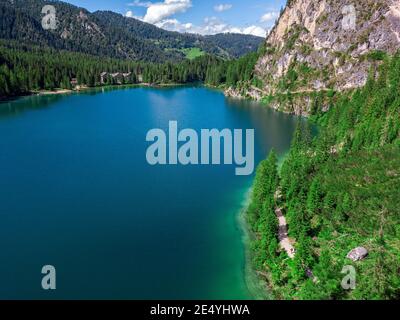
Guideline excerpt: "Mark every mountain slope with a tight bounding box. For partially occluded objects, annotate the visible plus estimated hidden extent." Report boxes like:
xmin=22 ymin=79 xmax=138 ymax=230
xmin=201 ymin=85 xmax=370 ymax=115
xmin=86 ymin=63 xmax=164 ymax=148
xmin=205 ymin=33 xmax=266 ymax=58
xmin=247 ymin=52 xmax=400 ymax=300
xmin=0 ymin=0 xmax=264 ymax=62
xmin=229 ymin=0 xmax=400 ymax=115
xmin=241 ymin=0 xmax=400 ymax=301
xmin=92 ymin=11 xmax=264 ymax=59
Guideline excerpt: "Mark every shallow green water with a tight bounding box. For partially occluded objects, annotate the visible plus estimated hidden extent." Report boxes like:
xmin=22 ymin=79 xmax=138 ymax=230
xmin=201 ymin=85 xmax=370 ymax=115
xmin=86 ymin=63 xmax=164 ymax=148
xmin=0 ymin=86 xmax=299 ymax=299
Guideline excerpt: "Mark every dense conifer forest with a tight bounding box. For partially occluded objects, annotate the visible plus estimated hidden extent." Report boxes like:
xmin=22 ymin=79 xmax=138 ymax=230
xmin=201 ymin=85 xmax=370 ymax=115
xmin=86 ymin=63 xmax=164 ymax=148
xmin=0 ymin=40 xmax=263 ymax=98
xmin=0 ymin=41 xmax=216 ymax=97
xmin=246 ymin=54 xmax=400 ymax=299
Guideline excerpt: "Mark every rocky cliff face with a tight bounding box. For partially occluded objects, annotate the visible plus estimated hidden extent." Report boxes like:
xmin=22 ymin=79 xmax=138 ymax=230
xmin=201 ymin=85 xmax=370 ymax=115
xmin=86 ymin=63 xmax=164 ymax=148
xmin=248 ymin=0 xmax=400 ymax=115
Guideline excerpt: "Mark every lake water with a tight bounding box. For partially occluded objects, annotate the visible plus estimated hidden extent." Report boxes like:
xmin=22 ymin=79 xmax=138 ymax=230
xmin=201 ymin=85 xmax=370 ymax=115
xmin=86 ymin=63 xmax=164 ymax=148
xmin=0 ymin=86 xmax=299 ymax=299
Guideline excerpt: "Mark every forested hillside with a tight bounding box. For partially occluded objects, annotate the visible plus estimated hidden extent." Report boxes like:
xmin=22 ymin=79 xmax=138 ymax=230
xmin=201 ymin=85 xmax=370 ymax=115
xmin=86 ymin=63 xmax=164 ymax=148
xmin=204 ymin=33 xmax=265 ymax=59
xmin=0 ymin=0 xmax=263 ymax=62
xmin=0 ymin=36 xmax=267 ymax=98
xmin=246 ymin=54 xmax=400 ymax=300
xmin=0 ymin=40 xmax=225 ymax=97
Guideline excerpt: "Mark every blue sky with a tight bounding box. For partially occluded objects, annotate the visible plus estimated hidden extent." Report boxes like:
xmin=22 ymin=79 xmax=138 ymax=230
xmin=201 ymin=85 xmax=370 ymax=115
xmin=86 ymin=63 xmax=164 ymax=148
xmin=64 ymin=0 xmax=285 ymax=37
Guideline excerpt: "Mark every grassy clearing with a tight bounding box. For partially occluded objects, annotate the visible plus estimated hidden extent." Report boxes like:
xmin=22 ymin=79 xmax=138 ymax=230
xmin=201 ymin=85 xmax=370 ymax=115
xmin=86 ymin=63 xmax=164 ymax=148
xmin=180 ymin=48 xmax=205 ymax=60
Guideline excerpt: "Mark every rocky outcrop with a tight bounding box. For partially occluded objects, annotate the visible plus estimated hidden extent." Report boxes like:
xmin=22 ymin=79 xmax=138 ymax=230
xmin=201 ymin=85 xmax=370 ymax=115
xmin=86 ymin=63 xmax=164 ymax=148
xmin=253 ymin=0 xmax=400 ymax=115
xmin=225 ymin=87 xmax=244 ymax=99
xmin=347 ymin=247 xmax=369 ymax=261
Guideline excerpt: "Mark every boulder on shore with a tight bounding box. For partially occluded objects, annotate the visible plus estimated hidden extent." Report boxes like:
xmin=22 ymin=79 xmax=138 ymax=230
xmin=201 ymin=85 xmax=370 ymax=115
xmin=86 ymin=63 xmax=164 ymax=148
xmin=347 ymin=247 xmax=368 ymax=261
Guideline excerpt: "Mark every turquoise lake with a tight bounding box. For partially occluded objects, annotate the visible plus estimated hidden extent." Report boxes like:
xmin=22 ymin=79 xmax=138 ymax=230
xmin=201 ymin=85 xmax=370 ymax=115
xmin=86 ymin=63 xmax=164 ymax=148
xmin=0 ymin=86 xmax=300 ymax=299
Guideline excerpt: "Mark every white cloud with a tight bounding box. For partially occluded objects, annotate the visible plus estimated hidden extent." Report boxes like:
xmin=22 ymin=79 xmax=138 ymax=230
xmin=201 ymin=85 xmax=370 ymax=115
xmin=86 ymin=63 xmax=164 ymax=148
xmin=132 ymin=0 xmax=193 ymax=24
xmin=125 ymin=10 xmax=134 ymax=18
xmin=214 ymin=4 xmax=232 ymax=12
xmin=201 ymin=17 xmax=266 ymax=37
xmin=241 ymin=25 xmax=267 ymax=37
xmin=125 ymin=10 xmax=143 ymax=20
xmin=128 ymin=0 xmax=153 ymax=7
xmin=153 ymin=16 xmax=266 ymax=37
xmin=126 ymin=1 xmax=267 ymax=37
xmin=260 ymin=11 xmax=279 ymax=23
xmin=155 ymin=19 xmax=194 ymax=32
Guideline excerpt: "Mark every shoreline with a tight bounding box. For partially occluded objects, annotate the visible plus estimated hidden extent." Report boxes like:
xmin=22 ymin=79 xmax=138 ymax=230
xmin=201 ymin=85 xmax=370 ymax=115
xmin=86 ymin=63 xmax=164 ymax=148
xmin=35 ymin=89 xmax=75 ymax=95
xmin=236 ymin=187 xmax=273 ymax=300
xmin=33 ymin=83 xmax=188 ymax=95
xmin=238 ymin=152 xmax=291 ymax=300
xmin=0 ymin=82 xmax=195 ymax=102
